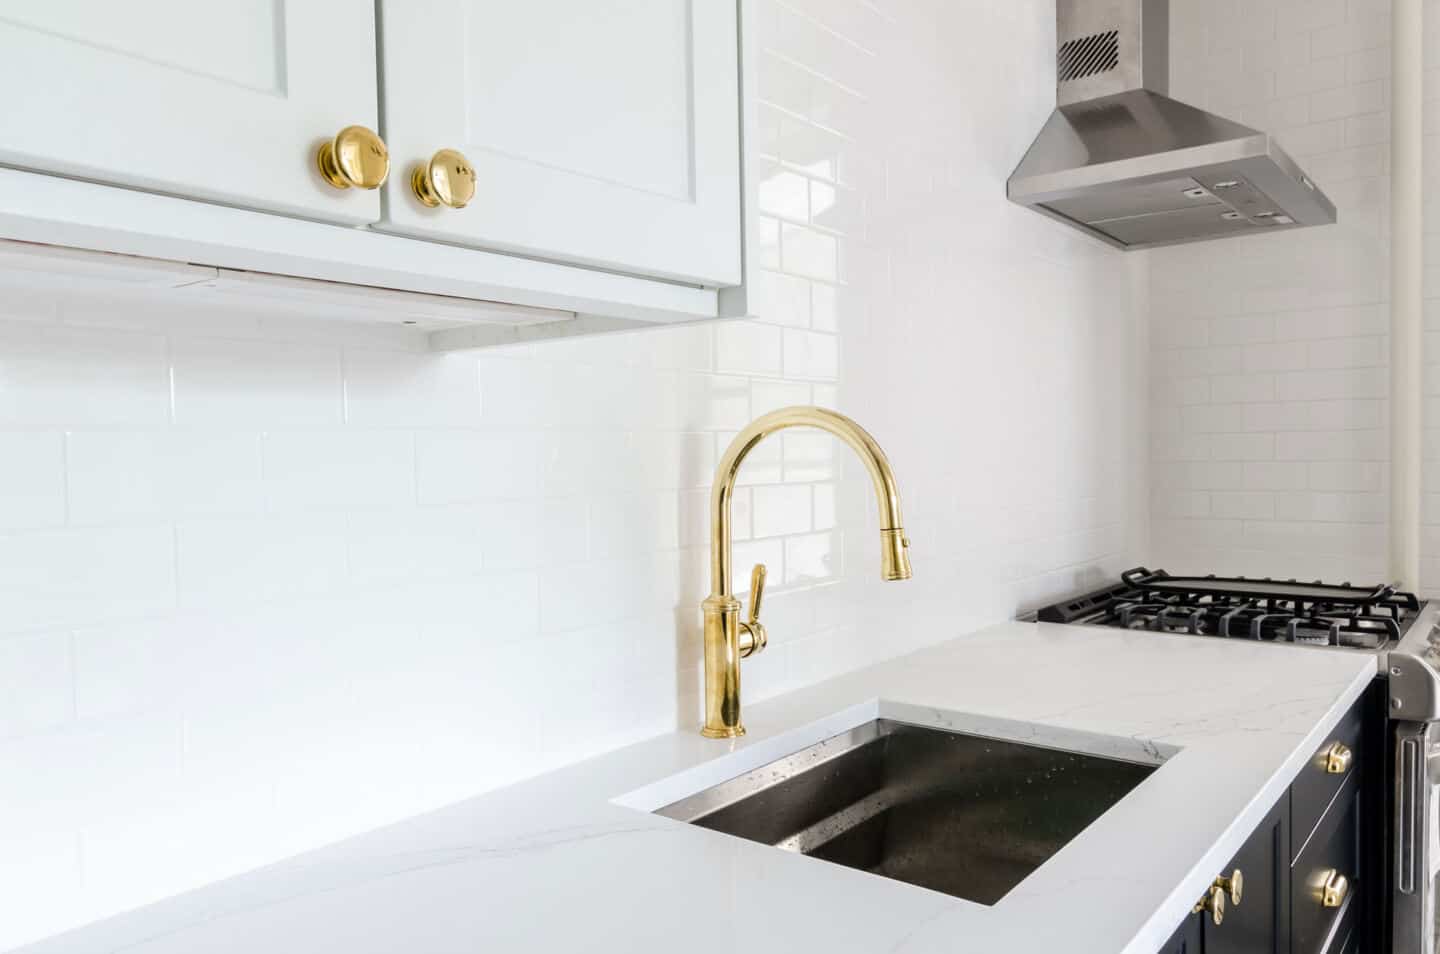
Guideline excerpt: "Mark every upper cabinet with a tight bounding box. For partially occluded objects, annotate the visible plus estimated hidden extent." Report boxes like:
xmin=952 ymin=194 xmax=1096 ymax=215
xmin=0 ymin=0 xmax=381 ymax=224
xmin=0 ymin=0 xmax=750 ymax=346
xmin=376 ymin=0 xmax=741 ymax=287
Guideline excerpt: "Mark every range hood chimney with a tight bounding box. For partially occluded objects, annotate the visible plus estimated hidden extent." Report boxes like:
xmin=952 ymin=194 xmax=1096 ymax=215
xmin=1007 ymin=0 xmax=1336 ymax=250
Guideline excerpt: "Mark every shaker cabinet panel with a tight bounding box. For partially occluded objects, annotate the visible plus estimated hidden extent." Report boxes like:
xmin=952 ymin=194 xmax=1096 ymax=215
xmin=1203 ymin=791 xmax=1290 ymax=954
xmin=1158 ymin=913 xmax=1202 ymax=954
xmin=377 ymin=0 xmax=742 ymax=287
xmin=0 ymin=0 xmax=381 ymax=224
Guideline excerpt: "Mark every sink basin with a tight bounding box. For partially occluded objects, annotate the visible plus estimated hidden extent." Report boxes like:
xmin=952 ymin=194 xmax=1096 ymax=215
xmin=656 ymin=718 xmax=1157 ymax=905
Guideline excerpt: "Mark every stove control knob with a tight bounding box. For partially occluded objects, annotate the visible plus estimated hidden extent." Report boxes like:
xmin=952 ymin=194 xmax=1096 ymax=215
xmin=1324 ymin=742 xmax=1353 ymax=775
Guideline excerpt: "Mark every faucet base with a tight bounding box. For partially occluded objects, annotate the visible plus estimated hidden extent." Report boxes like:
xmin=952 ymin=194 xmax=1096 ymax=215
xmin=700 ymin=724 xmax=746 ymax=739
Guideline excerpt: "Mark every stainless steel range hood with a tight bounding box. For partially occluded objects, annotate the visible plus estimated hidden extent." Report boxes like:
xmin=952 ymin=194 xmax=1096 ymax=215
xmin=1007 ymin=0 xmax=1336 ymax=250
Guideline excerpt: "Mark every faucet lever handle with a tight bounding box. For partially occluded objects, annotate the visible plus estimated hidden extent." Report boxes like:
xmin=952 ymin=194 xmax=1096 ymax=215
xmin=739 ymin=564 xmax=768 ymax=659
xmin=747 ymin=563 xmax=767 ymax=625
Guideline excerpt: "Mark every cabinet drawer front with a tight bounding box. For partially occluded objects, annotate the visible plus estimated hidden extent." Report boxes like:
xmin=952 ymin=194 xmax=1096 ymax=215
xmin=1292 ymin=700 xmax=1363 ymax=862
xmin=1329 ymin=907 xmax=1358 ymax=954
xmin=1291 ymin=781 xmax=1359 ymax=954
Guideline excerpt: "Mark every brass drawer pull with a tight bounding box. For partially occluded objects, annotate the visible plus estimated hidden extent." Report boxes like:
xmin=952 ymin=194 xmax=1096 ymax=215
xmin=1320 ymin=870 xmax=1349 ymax=908
xmin=1323 ymin=741 xmax=1353 ymax=774
xmin=1214 ymin=868 xmax=1243 ymax=905
xmin=1193 ymin=884 xmax=1226 ymax=925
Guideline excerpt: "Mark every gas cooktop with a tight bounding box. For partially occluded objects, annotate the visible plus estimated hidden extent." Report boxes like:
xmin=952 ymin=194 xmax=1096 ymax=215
xmin=1037 ymin=567 xmax=1426 ymax=651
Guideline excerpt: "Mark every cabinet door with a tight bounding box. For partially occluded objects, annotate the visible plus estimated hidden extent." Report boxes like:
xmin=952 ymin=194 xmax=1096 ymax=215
xmin=1158 ymin=913 xmax=1202 ymax=954
xmin=1204 ymin=792 xmax=1291 ymax=954
xmin=0 ymin=1 xmax=380 ymax=224
xmin=377 ymin=0 xmax=742 ymax=287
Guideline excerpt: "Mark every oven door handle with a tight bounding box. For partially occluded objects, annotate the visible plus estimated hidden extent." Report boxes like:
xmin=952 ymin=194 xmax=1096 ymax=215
xmin=1393 ymin=720 xmax=1436 ymax=954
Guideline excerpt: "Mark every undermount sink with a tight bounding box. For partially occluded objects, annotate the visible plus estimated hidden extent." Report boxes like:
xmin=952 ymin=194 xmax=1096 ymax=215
xmin=655 ymin=718 xmax=1157 ymax=905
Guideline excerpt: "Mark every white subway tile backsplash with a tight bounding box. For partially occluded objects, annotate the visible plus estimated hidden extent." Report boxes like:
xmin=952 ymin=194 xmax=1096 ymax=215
xmin=1276 ymin=428 xmax=1387 ymax=461
xmin=342 ymin=349 xmax=481 ymax=428
xmin=172 ymin=338 xmax=342 ymax=428
xmin=1308 ymin=460 xmax=1386 ymax=491
xmin=0 ymin=527 xmax=174 ymax=633
xmin=0 ymin=324 xmax=170 ymax=428
xmin=1211 ymin=491 xmax=1278 ymax=520
xmin=753 ymin=484 xmax=813 ymax=538
xmin=782 ymin=328 xmax=840 ymax=380
xmin=589 ymin=492 xmax=681 ymax=558
xmin=67 ymin=432 xmax=263 ymax=525
xmin=0 ymin=710 xmax=182 ymax=832
xmin=0 ymin=432 xmax=66 ymax=529
xmin=1211 ymin=433 xmax=1278 ymax=461
xmin=262 ymin=430 xmax=415 ymax=512
xmin=349 ymin=507 xmax=491 ymax=585
xmin=783 ymin=530 xmax=840 ymax=583
xmin=71 ymin=620 xmax=175 ymax=721
xmin=1245 ymin=461 xmax=1311 ymax=490
xmin=780 ymin=222 xmax=839 ymax=281
xmin=0 ymin=632 xmax=73 ymax=736
xmin=755 ymin=269 xmax=813 ymax=329
xmin=415 ymin=431 xmax=540 ymax=504
xmin=1209 ymin=315 xmax=1276 ymax=345
xmin=1276 ymin=367 xmax=1387 ymax=400
xmin=1306 ymin=336 xmax=1385 ymax=369
xmin=177 ymin=516 xmax=346 ymax=607
xmin=1207 ymin=374 xmax=1279 ymax=404
xmin=782 ymin=431 xmax=839 ymax=481
xmin=810 ymin=282 xmax=839 ymax=332
xmin=1150 ymin=0 xmax=1405 ymax=580
xmin=1309 ymin=80 xmax=1386 ymax=122
xmin=1274 ymin=304 xmax=1387 ymax=340
xmin=715 ymin=320 xmax=784 ymax=376
xmin=757 ymin=164 xmax=811 ymax=221
xmin=1275 ymin=491 xmax=1386 ymax=523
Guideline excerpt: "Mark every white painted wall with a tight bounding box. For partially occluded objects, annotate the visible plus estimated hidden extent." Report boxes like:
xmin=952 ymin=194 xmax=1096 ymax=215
xmin=1147 ymin=0 xmax=1395 ymax=583
xmin=0 ymin=1 xmax=1145 ymax=948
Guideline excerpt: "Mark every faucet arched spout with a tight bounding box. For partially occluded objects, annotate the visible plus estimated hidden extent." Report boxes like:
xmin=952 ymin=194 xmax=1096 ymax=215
xmin=701 ymin=406 xmax=911 ymax=739
xmin=710 ymin=406 xmax=911 ymax=596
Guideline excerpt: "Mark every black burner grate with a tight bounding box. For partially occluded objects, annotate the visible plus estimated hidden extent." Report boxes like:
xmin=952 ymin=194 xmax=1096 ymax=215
xmin=1038 ymin=567 xmax=1422 ymax=650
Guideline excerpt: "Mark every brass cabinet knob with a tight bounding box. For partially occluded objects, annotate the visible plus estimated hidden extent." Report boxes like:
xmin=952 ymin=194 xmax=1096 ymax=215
xmin=1193 ymin=885 xmax=1226 ymax=926
xmin=411 ymin=148 xmax=477 ymax=209
xmin=1214 ymin=869 xmax=1243 ymax=906
xmin=1320 ymin=870 xmax=1349 ymax=908
xmin=1324 ymin=742 xmax=1353 ymax=774
xmin=738 ymin=564 xmax=768 ymax=658
xmin=316 ymin=125 xmax=390 ymax=190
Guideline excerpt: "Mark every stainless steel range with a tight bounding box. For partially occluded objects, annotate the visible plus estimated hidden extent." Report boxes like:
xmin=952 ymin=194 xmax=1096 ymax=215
xmin=1037 ymin=567 xmax=1440 ymax=954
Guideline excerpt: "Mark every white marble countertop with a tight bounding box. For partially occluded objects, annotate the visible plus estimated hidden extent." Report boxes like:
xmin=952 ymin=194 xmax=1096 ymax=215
xmin=14 ymin=621 xmax=1378 ymax=954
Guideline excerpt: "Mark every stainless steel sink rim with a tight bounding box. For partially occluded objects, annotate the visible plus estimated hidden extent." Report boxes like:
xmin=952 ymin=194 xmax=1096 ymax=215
xmin=656 ymin=718 xmax=1160 ymax=906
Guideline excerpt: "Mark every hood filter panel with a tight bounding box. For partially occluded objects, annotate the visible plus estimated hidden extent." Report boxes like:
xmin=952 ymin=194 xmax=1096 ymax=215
xmin=1037 ymin=173 xmax=1303 ymax=247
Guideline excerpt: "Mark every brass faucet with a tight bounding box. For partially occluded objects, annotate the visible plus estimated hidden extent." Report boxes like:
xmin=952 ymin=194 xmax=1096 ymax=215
xmin=701 ymin=406 xmax=912 ymax=738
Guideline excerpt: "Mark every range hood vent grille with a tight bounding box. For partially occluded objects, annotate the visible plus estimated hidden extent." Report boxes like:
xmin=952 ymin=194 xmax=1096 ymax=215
xmin=1058 ymin=29 xmax=1119 ymax=83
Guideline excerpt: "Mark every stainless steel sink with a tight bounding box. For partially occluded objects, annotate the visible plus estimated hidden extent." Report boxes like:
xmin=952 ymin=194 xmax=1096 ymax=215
xmin=657 ymin=719 xmax=1157 ymax=905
